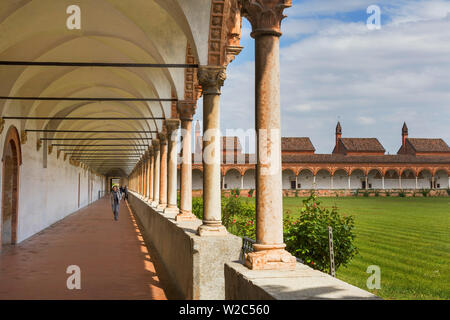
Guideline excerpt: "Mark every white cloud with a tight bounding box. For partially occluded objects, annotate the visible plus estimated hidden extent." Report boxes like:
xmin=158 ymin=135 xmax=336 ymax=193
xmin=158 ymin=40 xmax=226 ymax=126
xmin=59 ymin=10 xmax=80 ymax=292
xmin=214 ymin=0 xmax=450 ymax=154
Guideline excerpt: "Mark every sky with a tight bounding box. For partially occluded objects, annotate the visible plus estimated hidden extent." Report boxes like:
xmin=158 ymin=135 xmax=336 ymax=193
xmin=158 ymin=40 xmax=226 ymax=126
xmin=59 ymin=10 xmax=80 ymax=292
xmin=194 ymin=0 xmax=450 ymax=154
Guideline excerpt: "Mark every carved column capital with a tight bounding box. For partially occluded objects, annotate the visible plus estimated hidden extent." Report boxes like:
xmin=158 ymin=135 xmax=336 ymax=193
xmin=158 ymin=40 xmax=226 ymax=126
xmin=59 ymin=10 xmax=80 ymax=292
xmin=0 ymin=118 xmax=5 ymax=134
xmin=177 ymin=100 xmax=197 ymax=121
xmin=21 ymin=130 xmax=27 ymax=144
xmin=240 ymin=0 xmax=292 ymax=37
xmin=152 ymin=139 xmax=161 ymax=150
xmin=158 ymin=132 xmax=168 ymax=145
xmin=165 ymin=119 xmax=181 ymax=134
xmin=197 ymin=66 xmax=227 ymax=95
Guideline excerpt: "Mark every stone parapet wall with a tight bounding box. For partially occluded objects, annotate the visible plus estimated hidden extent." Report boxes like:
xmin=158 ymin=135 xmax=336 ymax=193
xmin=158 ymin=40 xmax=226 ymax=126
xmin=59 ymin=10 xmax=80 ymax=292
xmin=128 ymin=192 xmax=242 ymax=300
xmin=225 ymin=261 xmax=380 ymax=300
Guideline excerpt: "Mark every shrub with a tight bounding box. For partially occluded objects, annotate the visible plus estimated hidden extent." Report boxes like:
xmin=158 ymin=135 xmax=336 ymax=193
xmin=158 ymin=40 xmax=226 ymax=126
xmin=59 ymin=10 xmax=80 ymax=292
xmin=399 ymin=190 xmax=406 ymax=197
xmin=421 ymin=189 xmax=430 ymax=197
xmin=374 ymin=190 xmax=380 ymax=197
xmin=363 ymin=190 xmax=369 ymax=197
xmin=446 ymin=189 xmax=450 ymax=196
xmin=222 ymin=195 xmax=256 ymax=239
xmin=248 ymin=188 xmax=254 ymax=198
xmin=192 ymin=197 xmax=203 ymax=219
xmin=353 ymin=189 xmax=360 ymax=197
xmin=283 ymin=193 xmax=358 ymax=272
xmin=385 ymin=191 xmax=391 ymax=197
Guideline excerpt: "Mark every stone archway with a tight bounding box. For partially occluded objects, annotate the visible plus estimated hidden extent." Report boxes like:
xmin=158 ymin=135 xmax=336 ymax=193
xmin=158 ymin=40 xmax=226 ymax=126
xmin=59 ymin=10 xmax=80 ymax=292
xmin=1 ymin=126 xmax=22 ymax=249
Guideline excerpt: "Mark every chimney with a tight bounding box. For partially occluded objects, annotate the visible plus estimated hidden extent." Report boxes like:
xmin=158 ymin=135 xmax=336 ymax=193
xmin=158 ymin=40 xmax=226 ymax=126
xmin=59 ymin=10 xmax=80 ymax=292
xmin=335 ymin=121 xmax=342 ymax=150
xmin=402 ymin=122 xmax=408 ymax=147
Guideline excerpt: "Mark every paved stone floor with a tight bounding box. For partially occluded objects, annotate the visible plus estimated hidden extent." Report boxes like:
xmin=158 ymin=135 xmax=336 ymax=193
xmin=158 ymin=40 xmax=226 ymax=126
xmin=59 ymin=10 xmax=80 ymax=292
xmin=0 ymin=197 xmax=168 ymax=300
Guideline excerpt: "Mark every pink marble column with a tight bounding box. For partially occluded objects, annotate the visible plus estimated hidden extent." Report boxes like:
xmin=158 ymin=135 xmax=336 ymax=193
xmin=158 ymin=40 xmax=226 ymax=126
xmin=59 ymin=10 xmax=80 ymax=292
xmin=151 ymin=139 xmax=160 ymax=207
xmin=197 ymin=66 xmax=227 ymax=236
xmin=175 ymin=101 xmax=197 ymax=221
xmin=146 ymin=148 xmax=152 ymax=200
xmin=157 ymin=133 xmax=168 ymax=210
xmin=148 ymin=147 xmax=154 ymax=202
xmin=164 ymin=119 xmax=181 ymax=214
xmin=242 ymin=0 xmax=296 ymax=270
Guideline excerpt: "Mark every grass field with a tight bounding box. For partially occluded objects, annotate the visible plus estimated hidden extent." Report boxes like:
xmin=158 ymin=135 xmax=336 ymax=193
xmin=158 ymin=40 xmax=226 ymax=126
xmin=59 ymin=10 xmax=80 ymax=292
xmin=283 ymin=197 xmax=450 ymax=300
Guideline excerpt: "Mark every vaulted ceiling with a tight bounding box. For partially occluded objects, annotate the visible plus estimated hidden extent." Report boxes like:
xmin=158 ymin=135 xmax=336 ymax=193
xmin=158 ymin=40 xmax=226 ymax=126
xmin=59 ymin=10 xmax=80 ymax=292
xmin=0 ymin=0 xmax=212 ymax=175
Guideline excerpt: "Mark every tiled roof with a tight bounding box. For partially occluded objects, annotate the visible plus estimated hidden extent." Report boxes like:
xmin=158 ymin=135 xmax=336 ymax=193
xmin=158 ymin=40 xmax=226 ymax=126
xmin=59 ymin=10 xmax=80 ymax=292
xmin=195 ymin=136 xmax=242 ymax=152
xmin=282 ymin=137 xmax=315 ymax=152
xmin=282 ymin=154 xmax=450 ymax=164
xmin=407 ymin=138 xmax=450 ymax=153
xmin=340 ymin=138 xmax=385 ymax=153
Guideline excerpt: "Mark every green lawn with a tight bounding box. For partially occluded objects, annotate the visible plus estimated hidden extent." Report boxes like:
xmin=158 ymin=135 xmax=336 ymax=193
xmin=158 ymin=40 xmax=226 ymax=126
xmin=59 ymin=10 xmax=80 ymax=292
xmin=283 ymin=197 xmax=450 ymax=300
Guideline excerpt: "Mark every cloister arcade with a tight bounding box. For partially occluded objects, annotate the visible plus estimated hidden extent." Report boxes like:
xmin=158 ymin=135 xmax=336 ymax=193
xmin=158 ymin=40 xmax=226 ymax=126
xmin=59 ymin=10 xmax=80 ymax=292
xmin=188 ymin=166 xmax=450 ymax=190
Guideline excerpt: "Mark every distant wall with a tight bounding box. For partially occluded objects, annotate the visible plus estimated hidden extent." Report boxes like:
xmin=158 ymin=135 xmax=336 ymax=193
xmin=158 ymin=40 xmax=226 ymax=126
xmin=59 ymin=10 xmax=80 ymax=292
xmin=0 ymin=121 xmax=105 ymax=244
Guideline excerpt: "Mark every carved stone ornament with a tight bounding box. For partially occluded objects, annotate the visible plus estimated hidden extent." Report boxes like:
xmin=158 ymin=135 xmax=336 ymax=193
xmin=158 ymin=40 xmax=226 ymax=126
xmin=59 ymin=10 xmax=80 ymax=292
xmin=240 ymin=0 xmax=292 ymax=37
xmin=21 ymin=130 xmax=27 ymax=144
xmin=176 ymin=101 xmax=197 ymax=121
xmin=198 ymin=66 xmax=227 ymax=95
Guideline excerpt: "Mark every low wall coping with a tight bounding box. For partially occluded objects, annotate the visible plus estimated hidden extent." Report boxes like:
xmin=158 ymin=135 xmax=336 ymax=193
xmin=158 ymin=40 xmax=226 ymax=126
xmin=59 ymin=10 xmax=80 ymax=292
xmin=225 ymin=261 xmax=380 ymax=300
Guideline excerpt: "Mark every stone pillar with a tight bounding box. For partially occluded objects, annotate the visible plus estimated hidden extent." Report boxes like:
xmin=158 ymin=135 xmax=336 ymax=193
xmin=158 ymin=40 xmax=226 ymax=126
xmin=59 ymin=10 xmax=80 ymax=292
xmin=176 ymin=101 xmax=197 ymax=221
xmin=382 ymin=176 xmax=385 ymax=190
xmin=330 ymin=175 xmax=334 ymax=190
xmin=431 ymin=176 xmax=435 ymax=189
xmin=415 ymin=176 xmax=418 ymax=189
xmin=152 ymin=139 xmax=161 ymax=207
xmin=165 ymin=119 xmax=181 ymax=214
xmin=365 ymin=176 xmax=369 ymax=190
xmin=157 ymin=133 xmax=168 ymax=210
xmin=241 ymin=174 xmax=244 ymax=190
xmin=148 ymin=147 xmax=154 ymax=202
xmin=143 ymin=152 xmax=148 ymax=200
xmin=197 ymin=66 xmax=228 ymax=236
xmin=399 ymin=175 xmax=402 ymax=189
xmin=146 ymin=147 xmax=152 ymax=201
xmin=348 ymin=175 xmax=351 ymax=189
xmin=242 ymin=0 xmax=295 ymax=270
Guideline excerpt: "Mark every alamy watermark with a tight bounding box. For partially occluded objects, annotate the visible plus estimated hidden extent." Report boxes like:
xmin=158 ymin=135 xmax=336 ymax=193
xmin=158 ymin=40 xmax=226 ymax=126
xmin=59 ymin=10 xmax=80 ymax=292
xmin=366 ymin=265 xmax=381 ymax=290
xmin=66 ymin=265 xmax=81 ymax=290
xmin=367 ymin=5 xmax=381 ymax=30
xmin=66 ymin=5 xmax=81 ymax=30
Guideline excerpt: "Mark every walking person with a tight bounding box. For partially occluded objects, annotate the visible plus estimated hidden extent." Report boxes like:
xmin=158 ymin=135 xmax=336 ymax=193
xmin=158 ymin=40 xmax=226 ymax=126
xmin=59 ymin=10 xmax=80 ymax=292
xmin=110 ymin=185 xmax=122 ymax=221
xmin=123 ymin=185 xmax=128 ymax=200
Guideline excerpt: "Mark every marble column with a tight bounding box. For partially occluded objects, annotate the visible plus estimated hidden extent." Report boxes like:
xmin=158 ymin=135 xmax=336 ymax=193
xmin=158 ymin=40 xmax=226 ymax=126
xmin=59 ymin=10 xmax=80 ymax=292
xmin=197 ymin=66 xmax=227 ymax=236
xmin=382 ymin=176 xmax=385 ymax=190
xmin=175 ymin=101 xmax=197 ymax=221
xmin=242 ymin=0 xmax=295 ymax=270
xmin=146 ymin=147 xmax=152 ymax=201
xmin=152 ymin=139 xmax=161 ymax=207
xmin=165 ymin=119 xmax=181 ymax=214
xmin=143 ymin=152 xmax=148 ymax=200
xmin=148 ymin=147 xmax=154 ymax=202
xmin=157 ymin=133 xmax=168 ymax=210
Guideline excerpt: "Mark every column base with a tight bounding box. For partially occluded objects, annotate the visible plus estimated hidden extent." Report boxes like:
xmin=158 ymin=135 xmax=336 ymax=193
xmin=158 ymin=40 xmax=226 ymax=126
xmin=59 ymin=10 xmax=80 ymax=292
xmin=151 ymin=201 xmax=159 ymax=207
xmin=175 ymin=211 xmax=197 ymax=222
xmin=157 ymin=203 xmax=167 ymax=210
xmin=245 ymin=249 xmax=296 ymax=270
xmin=164 ymin=206 xmax=179 ymax=214
xmin=197 ymin=223 xmax=228 ymax=237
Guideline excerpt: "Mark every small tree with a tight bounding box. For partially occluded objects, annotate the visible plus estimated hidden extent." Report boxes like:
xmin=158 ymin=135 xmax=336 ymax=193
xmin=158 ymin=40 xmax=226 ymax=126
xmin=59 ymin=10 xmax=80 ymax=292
xmin=284 ymin=192 xmax=358 ymax=272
